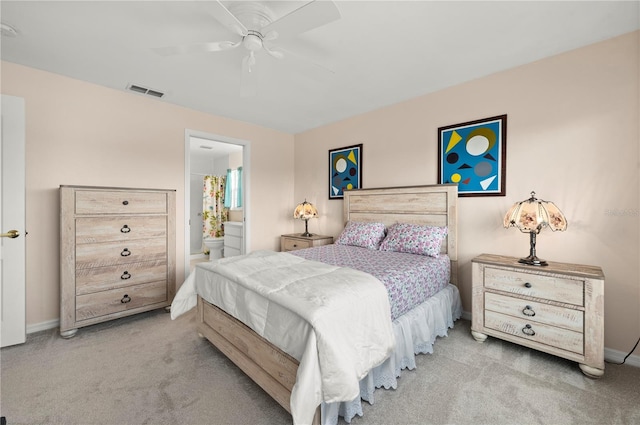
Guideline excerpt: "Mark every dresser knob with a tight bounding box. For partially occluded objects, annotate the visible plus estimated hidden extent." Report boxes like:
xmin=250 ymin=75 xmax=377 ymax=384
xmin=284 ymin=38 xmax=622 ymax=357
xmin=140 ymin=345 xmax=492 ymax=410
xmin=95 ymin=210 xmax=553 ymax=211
xmin=120 ymin=248 xmax=131 ymax=257
xmin=120 ymin=225 xmax=131 ymax=233
xmin=522 ymin=324 xmax=536 ymax=336
xmin=121 ymin=271 xmax=131 ymax=280
xmin=121 ymin=294 xmax=131 ymax=304
xmin=522 ymin=305 xmax=536 ymax=317
xmin=524 ymin=282 xmax=532 ymax=288
xmin=122 ymin=200 xmax=129 ymax=205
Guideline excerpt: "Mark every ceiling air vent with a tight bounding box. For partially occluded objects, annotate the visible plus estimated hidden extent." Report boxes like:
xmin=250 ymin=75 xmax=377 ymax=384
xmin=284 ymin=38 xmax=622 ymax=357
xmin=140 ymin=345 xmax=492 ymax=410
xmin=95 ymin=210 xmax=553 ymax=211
xmin=126 ymin=83 xmax=164 ymax=98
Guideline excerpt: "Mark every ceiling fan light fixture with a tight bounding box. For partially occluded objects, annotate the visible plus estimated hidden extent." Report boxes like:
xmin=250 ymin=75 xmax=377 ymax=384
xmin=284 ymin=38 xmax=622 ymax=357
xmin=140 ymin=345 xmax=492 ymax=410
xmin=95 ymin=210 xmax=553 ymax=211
xmin=243 ymin=31 xmax=263 ymax=52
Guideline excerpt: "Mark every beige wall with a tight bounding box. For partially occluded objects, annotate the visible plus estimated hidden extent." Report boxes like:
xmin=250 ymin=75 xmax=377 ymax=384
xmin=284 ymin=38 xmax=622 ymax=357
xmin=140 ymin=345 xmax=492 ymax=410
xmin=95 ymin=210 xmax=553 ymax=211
xmin=1 ymin=61 xmax=295 ymax=326
xmin=294 ymin=31 xmax=640 ymax=355
xmin=2 ymin=31 xmax=638 ymax=356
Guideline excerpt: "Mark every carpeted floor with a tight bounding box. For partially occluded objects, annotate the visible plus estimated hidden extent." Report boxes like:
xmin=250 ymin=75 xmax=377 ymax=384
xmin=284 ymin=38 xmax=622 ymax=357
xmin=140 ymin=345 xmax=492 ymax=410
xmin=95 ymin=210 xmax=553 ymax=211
xmin=1 ymin=309 xmax=638 ymax=425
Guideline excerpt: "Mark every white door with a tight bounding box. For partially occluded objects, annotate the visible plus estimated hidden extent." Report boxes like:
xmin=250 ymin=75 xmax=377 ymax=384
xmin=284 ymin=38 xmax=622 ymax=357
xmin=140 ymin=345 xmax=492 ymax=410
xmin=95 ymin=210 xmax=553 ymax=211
xmin=1 ymin=95 xmax=26 ymax=347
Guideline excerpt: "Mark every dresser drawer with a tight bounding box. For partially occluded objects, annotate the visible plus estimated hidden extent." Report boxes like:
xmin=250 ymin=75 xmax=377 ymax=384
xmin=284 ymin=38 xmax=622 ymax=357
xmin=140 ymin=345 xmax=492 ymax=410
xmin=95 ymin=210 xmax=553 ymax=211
xmin=484 ymin=310 xmax=584 ymax=355
xmin=484 ymin=267 xmax=584 ymax=306
xmin=76 ymin=261 xmax=167 ymax=295
xmin=76 ymin=238 xmax=167 ymax=269
xmin=224 ymin=247 xmax=241 ymax=257
xmin=485 ymin=292 xmax=583 ymax=333
xmin=224 ymin=223 xmax=243 ymax=237
xmin=76 ymin=216 xmax=166 ymax=244
xmin=224 ymin=235 xmax=242 ymax=250
xmin=75 ymin=190 xmax=167 ymax=214
xmin=282 ymin=238 xmax=313 ymax=251
xmin=76 ymin=280 xmax=167 ymax=321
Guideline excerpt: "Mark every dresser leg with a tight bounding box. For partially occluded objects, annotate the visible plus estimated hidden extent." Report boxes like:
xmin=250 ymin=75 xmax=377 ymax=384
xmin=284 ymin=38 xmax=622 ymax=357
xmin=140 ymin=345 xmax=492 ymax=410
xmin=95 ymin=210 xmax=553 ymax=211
xmin=471 ymin=330 xmax=488 ymax=343
xmin=60 ymin=328 xmax=78 ymax=339
xmin=579 ymin=364 xmax=604 ymax=379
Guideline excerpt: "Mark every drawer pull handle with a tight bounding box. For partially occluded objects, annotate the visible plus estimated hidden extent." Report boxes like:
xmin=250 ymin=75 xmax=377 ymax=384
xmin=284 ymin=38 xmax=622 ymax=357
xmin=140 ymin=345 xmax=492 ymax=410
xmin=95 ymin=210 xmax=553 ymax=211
xmin=120 ymin=248 xmax=131 ymax=257
xmin=524 ymin=282 xmax=532 ymax=288
xmin=121 ymin=271 xmax=131 ymax=280
xmin=120 ymin=225 xmax=131 ymax=233
xmin=121 ymin=294 xmax=131 ymax=304
xmin=522 ymin=305 xmax=536 ymax=317
xmin=122 ymin=200 xmax=129 ymax=205
xmin=522 ymin=324 xmax=536 ymax=336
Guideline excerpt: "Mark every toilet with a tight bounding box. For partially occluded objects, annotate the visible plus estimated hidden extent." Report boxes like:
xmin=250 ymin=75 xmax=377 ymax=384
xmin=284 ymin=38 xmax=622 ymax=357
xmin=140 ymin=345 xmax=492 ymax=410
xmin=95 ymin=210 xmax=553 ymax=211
xmin=203 ymin=236 xmax=225 ymax=260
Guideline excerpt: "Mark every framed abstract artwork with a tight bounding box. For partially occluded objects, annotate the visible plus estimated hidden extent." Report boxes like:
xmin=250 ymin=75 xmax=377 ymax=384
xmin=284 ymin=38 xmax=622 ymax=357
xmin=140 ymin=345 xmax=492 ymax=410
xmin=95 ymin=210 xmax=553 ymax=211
xmin=438 ymin=115 xmax=507 ymax=197
xmin=329 ymin=144 xmax=362 ymax=199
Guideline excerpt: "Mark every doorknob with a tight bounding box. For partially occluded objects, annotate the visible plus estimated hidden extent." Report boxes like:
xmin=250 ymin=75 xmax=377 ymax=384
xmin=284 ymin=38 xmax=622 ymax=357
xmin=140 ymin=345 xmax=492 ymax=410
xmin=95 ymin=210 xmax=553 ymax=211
xmin=1 ymin=230 xmax=20 ymax=238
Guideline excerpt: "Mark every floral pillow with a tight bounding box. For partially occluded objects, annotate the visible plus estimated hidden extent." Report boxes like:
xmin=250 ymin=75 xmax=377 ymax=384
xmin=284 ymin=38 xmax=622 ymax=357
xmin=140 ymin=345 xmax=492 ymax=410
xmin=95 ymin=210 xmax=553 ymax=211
xmin=379 ymin=223 xmax=448 ymax=257
xmin=335 ymin=221 xmax=387 ymax=250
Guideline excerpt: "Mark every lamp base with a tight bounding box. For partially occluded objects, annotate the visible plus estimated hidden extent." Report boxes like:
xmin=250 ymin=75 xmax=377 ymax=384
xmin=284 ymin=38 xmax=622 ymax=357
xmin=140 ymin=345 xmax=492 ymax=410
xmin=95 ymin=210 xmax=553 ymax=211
xmin=300 ymin=232 xmax=313 ymax=237
xmin=518 ymin=255 xmax=548 ymax=266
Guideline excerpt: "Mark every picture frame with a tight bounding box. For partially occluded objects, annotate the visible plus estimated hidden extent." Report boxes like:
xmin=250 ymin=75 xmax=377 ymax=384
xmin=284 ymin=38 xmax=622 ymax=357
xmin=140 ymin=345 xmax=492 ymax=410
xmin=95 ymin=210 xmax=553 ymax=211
xmin=329 ymin=144 xmax=362 ymax=199
xmin=438 ymin=115 xmax=507 ymax=197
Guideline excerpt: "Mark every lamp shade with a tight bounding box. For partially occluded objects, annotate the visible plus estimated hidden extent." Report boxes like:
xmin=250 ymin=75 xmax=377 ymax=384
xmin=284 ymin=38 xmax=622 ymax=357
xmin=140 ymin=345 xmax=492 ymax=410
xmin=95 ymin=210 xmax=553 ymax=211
xmin=293 ymin=200 xmax=318 ymax=220
xmin=504 ymin=192 xmax=567 ymax=233
xmin=504 ymin=191 xmax=567 ymax=266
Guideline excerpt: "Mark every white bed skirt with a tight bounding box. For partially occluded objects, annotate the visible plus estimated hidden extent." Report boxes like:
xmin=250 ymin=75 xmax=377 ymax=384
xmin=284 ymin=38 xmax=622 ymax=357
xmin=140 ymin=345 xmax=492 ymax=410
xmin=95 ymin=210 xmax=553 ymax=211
xmin=321 ymin=284 xmax=463 ymax=425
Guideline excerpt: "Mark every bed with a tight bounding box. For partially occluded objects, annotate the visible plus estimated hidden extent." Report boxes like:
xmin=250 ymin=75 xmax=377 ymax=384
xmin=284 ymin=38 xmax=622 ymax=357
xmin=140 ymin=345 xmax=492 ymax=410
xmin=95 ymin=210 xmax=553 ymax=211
xmin=171 ymin=184 xmax=461 ymax=425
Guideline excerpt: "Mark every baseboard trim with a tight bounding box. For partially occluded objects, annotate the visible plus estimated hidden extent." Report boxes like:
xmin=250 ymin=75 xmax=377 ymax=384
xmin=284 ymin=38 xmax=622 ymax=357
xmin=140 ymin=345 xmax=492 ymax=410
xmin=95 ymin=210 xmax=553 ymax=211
xmin=605 ymin=347 xmax=640 ymax=368
xmin=27 ymin=319 xmax=59 ymax=334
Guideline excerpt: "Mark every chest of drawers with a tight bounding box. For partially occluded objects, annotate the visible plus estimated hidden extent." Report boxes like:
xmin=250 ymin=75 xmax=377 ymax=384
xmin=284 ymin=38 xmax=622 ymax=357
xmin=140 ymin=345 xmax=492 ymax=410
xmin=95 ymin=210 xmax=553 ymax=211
xmin=60 ymin=185 xmax=176 ymax=337
xmin=471 ymin=253 xmax=605 ymax=378
xmin=280 ymin=234 xmax=334 ymax=252
xmin=223 ymin=221 xmax=244 ymax=257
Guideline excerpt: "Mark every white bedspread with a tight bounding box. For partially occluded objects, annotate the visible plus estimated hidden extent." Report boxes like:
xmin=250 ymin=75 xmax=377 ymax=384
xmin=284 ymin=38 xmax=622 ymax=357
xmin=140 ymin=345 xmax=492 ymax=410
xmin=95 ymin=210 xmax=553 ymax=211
xmin=171 ymin=250 xmax=396 ymax=425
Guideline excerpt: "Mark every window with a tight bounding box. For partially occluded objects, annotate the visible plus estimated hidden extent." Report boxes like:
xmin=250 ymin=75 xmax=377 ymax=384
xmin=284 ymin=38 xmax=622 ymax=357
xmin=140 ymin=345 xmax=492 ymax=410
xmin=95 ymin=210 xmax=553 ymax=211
xmin=224 ymin=167 xmax=242 ymax=209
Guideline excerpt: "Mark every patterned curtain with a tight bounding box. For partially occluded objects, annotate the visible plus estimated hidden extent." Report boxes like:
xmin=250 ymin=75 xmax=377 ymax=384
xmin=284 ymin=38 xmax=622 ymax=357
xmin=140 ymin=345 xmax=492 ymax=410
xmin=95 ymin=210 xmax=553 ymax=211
xmin=202 ymin=175 xmax=228 ymax=252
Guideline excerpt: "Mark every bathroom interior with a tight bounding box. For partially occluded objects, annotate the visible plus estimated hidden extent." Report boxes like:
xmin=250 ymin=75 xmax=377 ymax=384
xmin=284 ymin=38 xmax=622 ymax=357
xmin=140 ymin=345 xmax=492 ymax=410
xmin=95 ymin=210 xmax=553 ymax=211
xmin=189 ymin=136 xmax=244 ymax=268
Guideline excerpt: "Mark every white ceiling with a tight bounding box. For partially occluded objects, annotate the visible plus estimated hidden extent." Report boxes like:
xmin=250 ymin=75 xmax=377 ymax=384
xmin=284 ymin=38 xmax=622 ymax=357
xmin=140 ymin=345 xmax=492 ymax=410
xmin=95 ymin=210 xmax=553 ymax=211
xmin=1 ymin=1 xmax=638 ymax=134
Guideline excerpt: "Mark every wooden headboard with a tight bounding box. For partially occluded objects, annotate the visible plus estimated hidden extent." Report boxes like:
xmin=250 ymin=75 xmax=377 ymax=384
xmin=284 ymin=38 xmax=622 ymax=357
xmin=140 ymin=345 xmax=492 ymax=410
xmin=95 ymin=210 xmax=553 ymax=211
xmin=343 ymin=184 xmax=458 ymax=285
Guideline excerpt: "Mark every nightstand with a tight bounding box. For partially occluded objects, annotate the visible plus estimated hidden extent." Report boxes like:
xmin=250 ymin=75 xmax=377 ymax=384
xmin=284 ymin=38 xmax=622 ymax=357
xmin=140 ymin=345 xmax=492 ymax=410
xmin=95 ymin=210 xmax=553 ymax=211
xmin=280 ymin=234 xmax=333 ymax=252
xmin=471 ymin=253 xmax=605 ymax=378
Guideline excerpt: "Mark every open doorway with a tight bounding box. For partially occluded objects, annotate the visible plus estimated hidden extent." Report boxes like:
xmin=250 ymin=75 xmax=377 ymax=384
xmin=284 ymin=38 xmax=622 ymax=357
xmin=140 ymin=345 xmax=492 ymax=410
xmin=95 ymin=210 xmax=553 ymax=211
xmin=184 ymin=130 xmax=250 ymax=278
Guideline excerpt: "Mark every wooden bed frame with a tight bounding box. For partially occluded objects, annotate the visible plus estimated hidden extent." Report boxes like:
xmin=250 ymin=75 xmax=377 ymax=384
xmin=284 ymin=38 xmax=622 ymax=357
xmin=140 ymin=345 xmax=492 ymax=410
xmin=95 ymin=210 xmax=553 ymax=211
xmin=195 ymin=184 xmax=458 ymax=424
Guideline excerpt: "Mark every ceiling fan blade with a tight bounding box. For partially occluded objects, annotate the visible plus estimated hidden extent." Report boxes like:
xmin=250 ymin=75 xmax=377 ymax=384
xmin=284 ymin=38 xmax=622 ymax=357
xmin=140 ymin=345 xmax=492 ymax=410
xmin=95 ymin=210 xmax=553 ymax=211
xmin=240 ymin=53 xmax=258 ymax=97
xmin=264 ymin=46 xmax=284 ymax=60
xmin=210 ymin=0 xmax=248 ymax=37
xmin=262 ymin=31 xmax=279 ymax=42
xmin=261 ymin=0 xmax=341 ymax=39
xmin=153 ymin=40 xmax=240 ymax=56
xmin=277 ymin=46 xmax=335 ymax=77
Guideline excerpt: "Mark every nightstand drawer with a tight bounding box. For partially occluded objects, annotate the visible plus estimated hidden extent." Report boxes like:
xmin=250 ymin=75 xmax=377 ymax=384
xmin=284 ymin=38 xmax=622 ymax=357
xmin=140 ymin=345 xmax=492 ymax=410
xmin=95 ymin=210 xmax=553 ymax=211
xmin=484 ymin=267 xmax=584 ymax=306
xmin=282 ymin=238 xmax=313 ymax=251
xmin=485 ymin=310 xmax=584 ymax=355
xmin=485 ymin=292 xmax=583 ymax=333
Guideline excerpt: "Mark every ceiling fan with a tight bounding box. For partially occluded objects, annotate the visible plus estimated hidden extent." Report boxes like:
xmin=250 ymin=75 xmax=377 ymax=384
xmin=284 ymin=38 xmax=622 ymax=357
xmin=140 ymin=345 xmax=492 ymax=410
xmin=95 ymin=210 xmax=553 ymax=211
xmin=155 ymin=0 xmax=341 ymax=96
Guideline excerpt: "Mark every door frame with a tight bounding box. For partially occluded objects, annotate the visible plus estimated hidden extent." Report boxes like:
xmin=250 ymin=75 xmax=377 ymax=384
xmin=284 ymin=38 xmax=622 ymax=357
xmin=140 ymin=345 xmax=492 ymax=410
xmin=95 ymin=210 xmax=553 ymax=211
xmin=183 ymin=129 xmax=251 ymax=279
